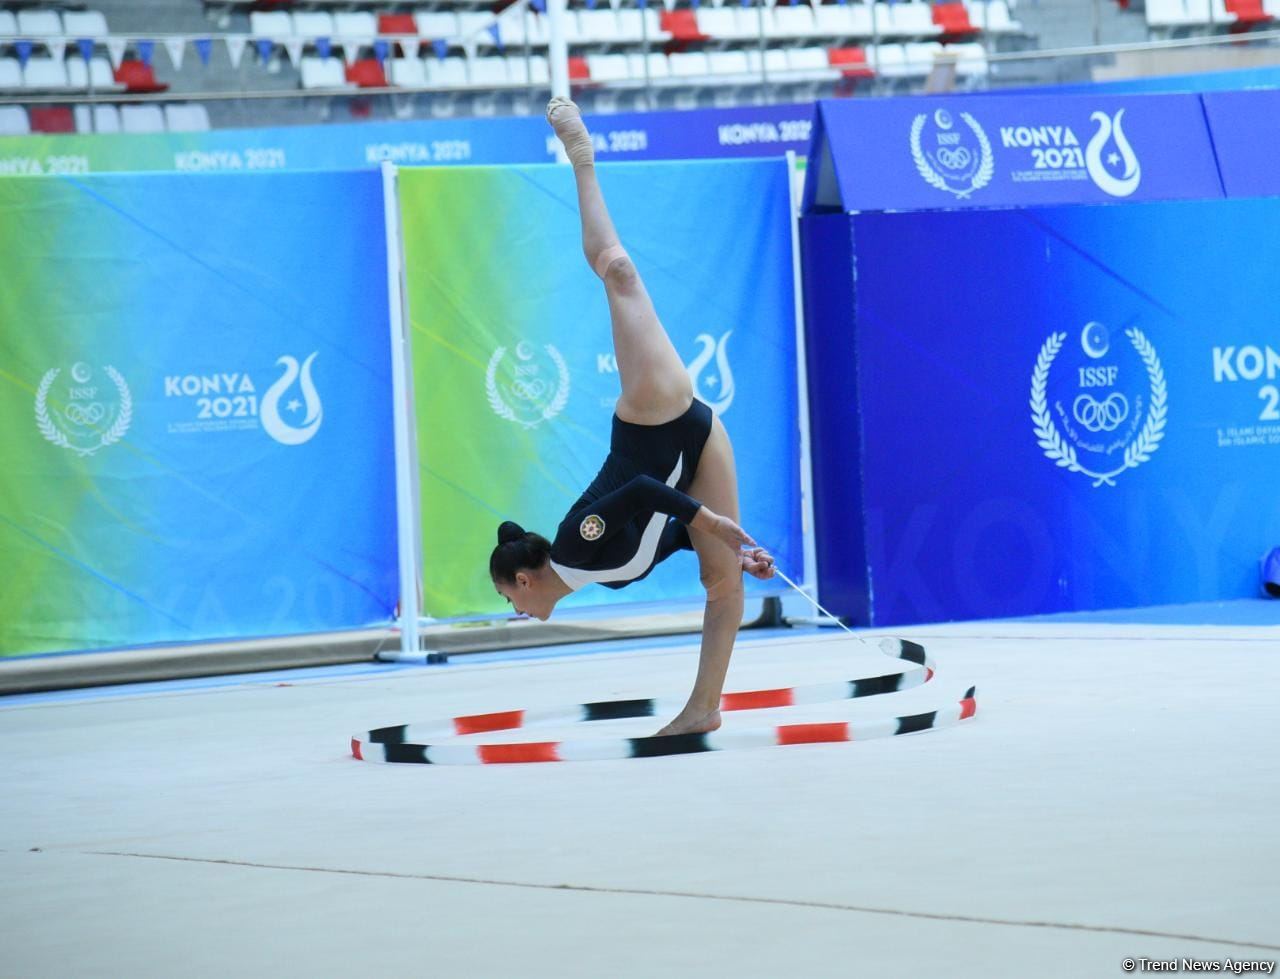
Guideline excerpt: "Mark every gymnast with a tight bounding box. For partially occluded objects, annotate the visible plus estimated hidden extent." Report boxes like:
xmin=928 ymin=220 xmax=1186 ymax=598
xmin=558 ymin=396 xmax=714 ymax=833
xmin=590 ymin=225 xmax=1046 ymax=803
xmin=489 ymin=98 xmax=776 ymax=738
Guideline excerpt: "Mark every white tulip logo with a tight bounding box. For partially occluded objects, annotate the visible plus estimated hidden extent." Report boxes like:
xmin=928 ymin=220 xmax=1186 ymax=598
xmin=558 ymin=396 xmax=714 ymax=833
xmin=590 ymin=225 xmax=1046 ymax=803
xmin=686 ymin=331 xmax=735 ymax=415
xmin=261 ymin=352 xmax=323 ymax=446
xmin=1085 ymin=109 xmax=1141 ymax=198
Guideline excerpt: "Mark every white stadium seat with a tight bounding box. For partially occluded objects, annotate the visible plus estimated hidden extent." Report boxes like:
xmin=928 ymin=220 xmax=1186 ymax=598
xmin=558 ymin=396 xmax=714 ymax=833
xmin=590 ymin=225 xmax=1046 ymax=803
xmin=249 ymin=11 xmax=291 ymax=37
xmin=966 ymin=1 xmax=1022 ymax=33
xmin=0 ymin=57 xmax=22 ymax=91
xmin=668 ymin=51 xmax=711 ymax=78
xmin=873 ymin=42 xmax=909 ymax=77
xmin=0 ymin=105 xmax=29 ymax=135
xmin=787 ymin=46 xmax=835 ymax=80
xmin=506 ymin=53 xmax=549 ymax=83
xmin=334 ymin=11 xmax=377 ymax=50
xmin=62 ymin=10 xmax=110 ymax=38
xmin=17 ymin=10 xmax=63 ymax=36
xmin=746 ymin=47 xmax=789 ymax=76
xmin=586 ymin=53 xmax=629 ymax=82
xmin=299 ymin=55 xmax=348 ymax=88
xmin=120 ymin=104 xmax=165 ymax=133
xmin=616 ymin=8 xmax=669 ymax=41
xmin=771 ymin=4 xmax=817 ymax=39
xmin=890 ymin=2 xmax=942 ymax=36
xmin=469 ymin=56 xmax=509 ymax=86
xmin=578 ymin=10 xmax=622 ymax=43
xmin=952 ymin=41 xmax=988 ymax=76
xmin=904 ymin=41 xmax=943 ymax=74
xmin=389 ymin=56 xmax=426 ymax=85
xmin=291 ymin=11 xmax=335 ymax=39
xmin=695 ymin=7 xmax=746 ymax=39
xmin=425 ymin=56 xmax=468 ymax=87
xmin=414 ymin=11 xmax=460 ymax=41
xmin=66 ymin=56 xmax=122 ymax=91
xmin=0 ymin=11 xmax=17 ymax=36
xmin=164 ymin=103 xmax=211 ymax=132
xmin=22 ymin=58 xmax=70 ymax=90
xmin=627 ymin=51 xmax=669 ymax=80
xmin=708 ymin=50 xmax=752 ymax=77
xmin=813 ymin=4 xmax=860 ymax=37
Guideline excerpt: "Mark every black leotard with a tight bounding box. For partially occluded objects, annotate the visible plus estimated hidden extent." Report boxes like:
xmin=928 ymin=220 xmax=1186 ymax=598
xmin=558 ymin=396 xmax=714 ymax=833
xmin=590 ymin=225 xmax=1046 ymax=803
xmin=549 ymin=398 xmax=714 ymax=591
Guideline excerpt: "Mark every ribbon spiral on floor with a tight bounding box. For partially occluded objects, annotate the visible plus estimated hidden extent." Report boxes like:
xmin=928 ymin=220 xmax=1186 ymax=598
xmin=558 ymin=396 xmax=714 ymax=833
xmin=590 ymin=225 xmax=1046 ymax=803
xmin=352 ymin=638 xmax=978 ymax=766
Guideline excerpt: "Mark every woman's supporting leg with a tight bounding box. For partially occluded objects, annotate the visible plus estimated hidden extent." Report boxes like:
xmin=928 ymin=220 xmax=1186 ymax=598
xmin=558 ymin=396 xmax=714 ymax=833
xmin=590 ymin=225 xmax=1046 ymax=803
xmin=547 ymin=98 xmax=692 ymax=425
xmin=654 ymin=416 xmax=745 ymax=737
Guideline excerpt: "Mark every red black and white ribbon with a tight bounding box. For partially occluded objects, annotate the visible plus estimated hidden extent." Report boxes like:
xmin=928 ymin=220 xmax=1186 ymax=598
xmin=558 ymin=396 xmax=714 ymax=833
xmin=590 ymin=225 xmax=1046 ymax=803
xmin=351 ymin=638 xmax=976 ymax=766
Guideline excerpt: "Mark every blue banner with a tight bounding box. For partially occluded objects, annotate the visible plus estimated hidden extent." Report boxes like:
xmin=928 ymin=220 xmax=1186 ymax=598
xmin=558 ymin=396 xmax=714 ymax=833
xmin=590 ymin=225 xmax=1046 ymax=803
xmin=0 ymin=103 xmax=813 ymax=176
xmin=804 ymin=93 xmax=1223 ymax=213
xmin=0 ymin=170 xmax=399 ymax=654
xmin=1202 ymin=90 xmax=1280 ymax=199
xmin=803 ymin=198 xmax=1280 ymax=625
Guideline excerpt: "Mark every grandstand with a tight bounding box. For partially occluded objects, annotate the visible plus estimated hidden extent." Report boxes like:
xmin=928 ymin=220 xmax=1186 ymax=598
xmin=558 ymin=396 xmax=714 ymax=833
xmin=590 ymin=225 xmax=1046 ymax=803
xmin=0 ymin=0 xmax=1275 ymax=131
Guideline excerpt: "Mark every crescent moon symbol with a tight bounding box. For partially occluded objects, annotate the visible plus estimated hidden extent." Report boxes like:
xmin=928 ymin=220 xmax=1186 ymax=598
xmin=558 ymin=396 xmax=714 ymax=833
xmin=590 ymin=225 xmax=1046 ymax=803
xmin=1081 ymin=322 xmax=1109 ymax=360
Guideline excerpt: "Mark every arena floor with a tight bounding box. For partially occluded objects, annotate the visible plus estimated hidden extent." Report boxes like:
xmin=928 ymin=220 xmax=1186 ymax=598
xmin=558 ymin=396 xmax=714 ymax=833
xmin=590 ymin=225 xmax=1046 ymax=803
xmin=3 ymin=616 xmax=1278 ymax=978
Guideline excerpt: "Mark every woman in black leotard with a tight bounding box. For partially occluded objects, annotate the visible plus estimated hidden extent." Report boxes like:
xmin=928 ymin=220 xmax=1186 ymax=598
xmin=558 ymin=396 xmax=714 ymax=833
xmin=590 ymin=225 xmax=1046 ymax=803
xmin=489 ymin=98 xmax=775 ymax=738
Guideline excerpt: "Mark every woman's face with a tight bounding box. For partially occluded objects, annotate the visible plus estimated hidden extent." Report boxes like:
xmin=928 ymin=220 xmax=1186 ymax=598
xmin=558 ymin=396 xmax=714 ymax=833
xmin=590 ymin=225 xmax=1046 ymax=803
xmin=495 ymin=570 xmax=555 ymax=621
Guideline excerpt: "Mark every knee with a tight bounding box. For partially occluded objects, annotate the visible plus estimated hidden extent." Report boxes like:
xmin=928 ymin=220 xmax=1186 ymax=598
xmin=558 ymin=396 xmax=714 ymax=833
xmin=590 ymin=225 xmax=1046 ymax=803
xmin=602 ymin=254 xmax=639 ymax=291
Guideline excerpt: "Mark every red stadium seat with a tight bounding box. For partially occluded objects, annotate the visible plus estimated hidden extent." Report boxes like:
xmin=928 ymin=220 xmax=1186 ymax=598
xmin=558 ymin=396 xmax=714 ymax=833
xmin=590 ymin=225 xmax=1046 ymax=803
xmin=828 ymin=46 xmax=873 ymax=78
xmin=377 ymin=13 xmax=418 ymax=34
xmin=931 ymin=2 xmax=977 ymax=36
xmin=29 ymin=106 xmax=75 ymax=133
xmin=114 ymin=60 xmax=169 ymax=93
xmin=346 ymin=58 xmax=388 ymax=87
xmin=569 ymin=56 xmax=590 ymax=81
xmin=660 ymin=9 xmax=708 ymax=41
xmin=1225 ymin=0 xmax=1272 ymax=24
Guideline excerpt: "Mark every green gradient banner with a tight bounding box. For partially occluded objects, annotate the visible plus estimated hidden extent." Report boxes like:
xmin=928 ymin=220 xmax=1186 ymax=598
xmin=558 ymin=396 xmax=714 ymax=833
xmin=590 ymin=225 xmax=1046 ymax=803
xmin=399 ymin=160 xmax=802 ymax=618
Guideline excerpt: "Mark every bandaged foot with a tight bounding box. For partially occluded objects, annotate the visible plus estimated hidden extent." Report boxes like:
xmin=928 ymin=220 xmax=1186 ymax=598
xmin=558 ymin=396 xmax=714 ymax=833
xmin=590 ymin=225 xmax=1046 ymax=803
xmin=546 ymin=96 xmax=595 ymax=169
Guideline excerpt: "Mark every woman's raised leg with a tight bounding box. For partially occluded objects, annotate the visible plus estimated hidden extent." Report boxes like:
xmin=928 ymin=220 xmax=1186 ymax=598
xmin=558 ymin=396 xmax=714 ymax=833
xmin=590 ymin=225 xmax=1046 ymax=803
xmin=547 ymin=97 xmax=692 ymax=425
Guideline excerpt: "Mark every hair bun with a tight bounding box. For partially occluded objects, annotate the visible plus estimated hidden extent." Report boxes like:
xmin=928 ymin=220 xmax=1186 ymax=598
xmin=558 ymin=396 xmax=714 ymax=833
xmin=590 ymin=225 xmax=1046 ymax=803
xmin=497 ymin=520 xmax=526 ymax=545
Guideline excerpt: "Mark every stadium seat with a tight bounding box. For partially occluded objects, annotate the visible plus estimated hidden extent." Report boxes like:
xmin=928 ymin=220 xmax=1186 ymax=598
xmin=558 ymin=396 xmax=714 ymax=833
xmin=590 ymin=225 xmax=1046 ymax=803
xmin=334 ymin=12 xmax=378 ymax=54
xmin=660 ymin=9 xmax=708 ymax=40
xmin=16 ymin=10 xmax=63 ymax=36
xmin=1225 ymin=0 xmax=1272 ymax=23
xmin=586 ymin=52 xmax=629 ymax=81
xmin=346 ymin=58 xmax=387 ymax=87
xmin=164 ymin=103 xmax=211 ymax=132
xmin=0 ymin=11 xmax=16 ymax=38
xmin=873 ymin=42 xmax=910 ymax=77
xmin=932 ymin=2 xmax=977 ymax=34
xmin=249 ymin=11 xmax=292 ymax=37
xmin=120 ymin=104 xmax=165 ymax=133
xmin=461 ymin=11 xmax=510 ymax=46
xmin=62 ymin=10 xmax=110 ymax=38
xmin=696 ymin=7 xmax=746 ymax=39
xmin=292 ymin=12 xmax=336 ymax=41
xmin=828 ymin=46 xmax=874 ymax=77
xmin=0 ymin=104 xmax=29 ymax=134
xmin=903 ymin=41 xmax=943 ymax=73
xmin=425 ymin=56 xmax=468 ymax=87
xmin=506 ymin=53 xmax=550 ymax=83
xmin=115 ymin=60 xmax=167 ymax=93
xmin=300 ymin=56 xmax=348 ymax=88
xmin=469 ymin=56 xmax=509 ymax=86
xmin=788 ymin=45 xmax=836 ymax=80
xmin=378 ymin=13 xmax=418 ymax=35
xmin=0 ymin=58 xmax=22 ymax=91
xmin=708 ymin=50 xmax=752 ymax=77
xmin=568 ymin=55 xmax=590 ymax=81
xmin=951 ymin=40 xmax=988 ymax=75
xmin=23 ymin=58 xmax=70 ymax=90
xmin=637 ymin=51 xmax=671 ymax=79
xmin=415 ymin=11 xmax=461 ymax=43
xmin=771 ymin=3 xmax=818 ymax=38
xmin=66 ymin=57 xmax=121 ymax=91
xmin=965 ymin=1 xmax=1023 ymax=33
xmin=668 ymin=51 xmax=712 ymax=78
xmin=1145 ymin=0 xmax=1195 ymax=26
xmin=745 ymin=47 xmax=789 ymax=76
xmin=891 ymin=2 xmax=943 ymax=35
xmin=389 ymin=56 xmax=427 ymax=86
xmin=578 ymin=9 xmax=622 ymax=43
xmin=813 ymin=5 xmax=861 ymax=38
xmin=617 ymin=8 xmax=670 ymax=41
xmin=72 ymin=103 xmax=121 ymax=132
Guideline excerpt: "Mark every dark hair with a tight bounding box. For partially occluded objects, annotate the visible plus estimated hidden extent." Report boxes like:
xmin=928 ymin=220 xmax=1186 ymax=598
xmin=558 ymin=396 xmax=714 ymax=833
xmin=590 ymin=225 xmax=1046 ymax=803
xmin=489 ymin=520 xmax=551 ymax=584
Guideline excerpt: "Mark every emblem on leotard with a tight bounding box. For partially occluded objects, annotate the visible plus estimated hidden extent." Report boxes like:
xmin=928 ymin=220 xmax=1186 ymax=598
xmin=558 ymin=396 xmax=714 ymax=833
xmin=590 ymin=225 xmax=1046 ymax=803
xmin=579 ymin=514 xmax=606 ymax=541
xmin=685 ymin=330 xmax=735 ymax=415
xmin=486 ymin=341 xmax=570 ymax=430
xmin=1030 ymin=322 xmax=1166 ymax=487
xmin=34 ymin=362 xmax=132 ymax=457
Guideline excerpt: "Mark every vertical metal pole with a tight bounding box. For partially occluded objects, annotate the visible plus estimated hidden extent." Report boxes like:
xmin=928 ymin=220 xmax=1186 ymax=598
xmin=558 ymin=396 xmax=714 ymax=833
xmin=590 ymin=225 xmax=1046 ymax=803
xmin=640 ymin=0 xmax=653 ymax=111
xmin=870 ymin=0 xmax=881 ymax=86
xmin=1092 ymin=0 xmax=1101 ymax=46
xmin=785 ymin=150 xmax=819 ymax=596
xmin=547 ymin=0 xmax=571 ymax=99
xmin=756 ymin=0 xmax=769 ymax=99
xmin=380 ymin=161 xmax=422 ymax=657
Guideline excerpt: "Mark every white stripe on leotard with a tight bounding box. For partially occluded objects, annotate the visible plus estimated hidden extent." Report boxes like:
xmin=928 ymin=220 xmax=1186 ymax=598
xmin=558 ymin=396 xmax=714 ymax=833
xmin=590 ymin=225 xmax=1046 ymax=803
xmin=549 ymin=453 xmax=684 ymax=593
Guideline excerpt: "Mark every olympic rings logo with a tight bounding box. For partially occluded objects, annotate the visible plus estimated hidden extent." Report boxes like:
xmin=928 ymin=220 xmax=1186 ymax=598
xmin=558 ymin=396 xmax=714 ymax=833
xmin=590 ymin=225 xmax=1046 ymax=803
xmin=510 ymin=378 xmax=548 ymax=402
xmin=1072 ymin=393 xmax=1129 ymax=433
xmin=63 ymin=402 xmax=106 ymax=427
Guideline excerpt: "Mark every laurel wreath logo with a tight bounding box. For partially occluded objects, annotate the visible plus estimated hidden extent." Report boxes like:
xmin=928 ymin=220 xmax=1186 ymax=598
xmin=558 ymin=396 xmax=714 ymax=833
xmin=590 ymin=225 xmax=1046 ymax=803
xmin=1030 ymin=328 xmax=1166 ymax=487
xmin=485 ymin=344 xmax=571 ymax=430
xmin=910 ymin=112 xmax=995 ymax=200
xmin=34 ymin=365 xmax=133 ymax=457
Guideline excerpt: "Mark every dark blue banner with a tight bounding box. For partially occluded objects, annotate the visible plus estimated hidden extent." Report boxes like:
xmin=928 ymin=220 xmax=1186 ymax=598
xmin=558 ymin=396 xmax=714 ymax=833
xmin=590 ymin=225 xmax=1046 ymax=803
xmin=804 ymin=93 xmax=1223 ymax=213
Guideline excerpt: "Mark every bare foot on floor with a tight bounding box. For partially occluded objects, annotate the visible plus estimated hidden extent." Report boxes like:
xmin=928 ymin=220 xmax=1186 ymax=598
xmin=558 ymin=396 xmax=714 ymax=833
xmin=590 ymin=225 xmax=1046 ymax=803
xmin=653 ymin=707 xmax=722 ymax=738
